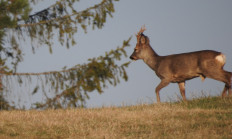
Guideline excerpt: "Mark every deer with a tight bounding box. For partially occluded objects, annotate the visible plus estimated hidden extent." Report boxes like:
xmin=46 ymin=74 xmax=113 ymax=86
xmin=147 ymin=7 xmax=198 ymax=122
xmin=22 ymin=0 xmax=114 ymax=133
xmin=130 ymin=26 xmax=232 ymax=103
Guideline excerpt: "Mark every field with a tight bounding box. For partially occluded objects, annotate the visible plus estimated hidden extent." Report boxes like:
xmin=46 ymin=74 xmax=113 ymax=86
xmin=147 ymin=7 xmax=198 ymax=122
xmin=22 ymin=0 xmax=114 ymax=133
xmin=0 ymin=96 xmax=232 ymax=138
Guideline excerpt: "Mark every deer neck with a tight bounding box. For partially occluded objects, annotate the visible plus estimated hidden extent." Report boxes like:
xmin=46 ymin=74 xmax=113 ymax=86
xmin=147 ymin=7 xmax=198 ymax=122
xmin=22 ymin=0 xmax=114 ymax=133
xmin=143 ymin=46 xmax=159 ymax=71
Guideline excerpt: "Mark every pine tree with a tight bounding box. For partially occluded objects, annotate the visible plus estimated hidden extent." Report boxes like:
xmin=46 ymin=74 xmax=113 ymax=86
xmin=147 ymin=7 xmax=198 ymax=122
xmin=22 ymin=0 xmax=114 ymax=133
xmin=0 ymin=0 xmax=131 ymax=109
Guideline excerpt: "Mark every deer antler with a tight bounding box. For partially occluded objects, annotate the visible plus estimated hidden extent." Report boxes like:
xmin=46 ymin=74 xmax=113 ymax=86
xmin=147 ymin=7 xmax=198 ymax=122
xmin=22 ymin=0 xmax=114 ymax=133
xmin=138 ymin=25 xmax=146 ymax=35
xmin=136 ymin=25 xmax=146 ymax=41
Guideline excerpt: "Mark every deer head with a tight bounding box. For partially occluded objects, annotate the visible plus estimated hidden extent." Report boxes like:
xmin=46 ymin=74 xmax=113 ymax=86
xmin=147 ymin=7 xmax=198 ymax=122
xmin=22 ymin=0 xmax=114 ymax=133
xmin=130 ymin=26 xmax=151 ymax=61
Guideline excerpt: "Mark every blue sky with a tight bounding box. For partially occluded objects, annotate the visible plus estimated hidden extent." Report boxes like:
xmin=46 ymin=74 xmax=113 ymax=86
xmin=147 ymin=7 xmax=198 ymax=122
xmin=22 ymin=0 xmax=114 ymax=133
xmin=16 ymin=0 xmax=232 ymax=108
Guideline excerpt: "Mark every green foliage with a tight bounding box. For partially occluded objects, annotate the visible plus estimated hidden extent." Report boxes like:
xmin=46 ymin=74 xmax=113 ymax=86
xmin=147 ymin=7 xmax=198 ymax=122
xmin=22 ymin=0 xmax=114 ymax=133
xmin=32 ymin=37 xmax=131 ymax=109
xmin=0 ymin=0 xmax=30 ymax=35
xmin=18 ymin=0 xmax=119 ymax=52
xmin=0 ymin=92 xmax=14 ymax=110
xmin=1 ymin=0 xmax=119 ymax=70
xmin=0 ymin=0 xmax=30 ymax=72
xmin=0 ymin=0 xmax=132 ymax=109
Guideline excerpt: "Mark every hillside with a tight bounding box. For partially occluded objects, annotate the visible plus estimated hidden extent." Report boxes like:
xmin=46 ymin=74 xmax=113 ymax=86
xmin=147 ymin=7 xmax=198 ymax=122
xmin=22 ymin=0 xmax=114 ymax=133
xmin=0 ymin=96 xmax=232 ymax=138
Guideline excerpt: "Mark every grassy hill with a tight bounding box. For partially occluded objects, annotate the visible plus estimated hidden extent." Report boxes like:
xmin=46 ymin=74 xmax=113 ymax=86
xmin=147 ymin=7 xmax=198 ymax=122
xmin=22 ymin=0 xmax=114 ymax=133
xmin=0 ymin=96 xmax=232 ymax=138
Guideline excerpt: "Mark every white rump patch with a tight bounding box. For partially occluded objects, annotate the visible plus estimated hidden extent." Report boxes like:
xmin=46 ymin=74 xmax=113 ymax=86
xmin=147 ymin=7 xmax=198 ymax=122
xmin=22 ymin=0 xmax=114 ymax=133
xmin=215 ymin=53 xmax=226 ymax=65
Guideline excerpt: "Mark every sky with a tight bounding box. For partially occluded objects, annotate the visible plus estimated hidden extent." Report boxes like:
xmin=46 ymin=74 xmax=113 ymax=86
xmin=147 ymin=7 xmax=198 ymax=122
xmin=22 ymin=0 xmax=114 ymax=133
xmin=15 ymin=0 xmax=232 ymax=108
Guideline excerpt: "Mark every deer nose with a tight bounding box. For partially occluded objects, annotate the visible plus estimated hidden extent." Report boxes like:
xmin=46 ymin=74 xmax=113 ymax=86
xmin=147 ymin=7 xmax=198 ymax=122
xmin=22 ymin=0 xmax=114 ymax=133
xmin=130 ymin=55 xmax=137 ymax=60
xmin=130 ymin=55 xmax=134 ymax=60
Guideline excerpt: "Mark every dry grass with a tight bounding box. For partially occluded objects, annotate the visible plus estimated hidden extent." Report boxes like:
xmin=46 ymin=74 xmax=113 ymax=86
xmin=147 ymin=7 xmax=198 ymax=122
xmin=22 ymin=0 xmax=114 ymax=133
xmin=0 ymin=96 xmax=232 ymax=139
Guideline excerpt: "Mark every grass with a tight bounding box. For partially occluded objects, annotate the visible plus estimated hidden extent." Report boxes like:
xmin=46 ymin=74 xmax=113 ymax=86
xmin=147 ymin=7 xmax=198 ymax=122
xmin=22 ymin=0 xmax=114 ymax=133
xmin=0 ymin=96 xmax=232 ymax=138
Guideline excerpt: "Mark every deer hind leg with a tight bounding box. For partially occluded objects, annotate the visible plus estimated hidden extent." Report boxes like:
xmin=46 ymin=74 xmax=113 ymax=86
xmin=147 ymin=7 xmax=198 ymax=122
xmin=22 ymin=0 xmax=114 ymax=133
xmin=228 ymin=73 xmax=232 ymax=97
xmin=204 ymin=70 xmax=231 ymax=97
xmin=221 ymin=85 xmax=228 ymax=97
xmin=204 ymin=54 xmax=232 ymax=97
xmin=155 ymin=80 xmax=170 ymax=103
xmin=178 ymin=82 xmax=187 ymax=102
xmin=220 ymin=71 xmax=231 ymax=97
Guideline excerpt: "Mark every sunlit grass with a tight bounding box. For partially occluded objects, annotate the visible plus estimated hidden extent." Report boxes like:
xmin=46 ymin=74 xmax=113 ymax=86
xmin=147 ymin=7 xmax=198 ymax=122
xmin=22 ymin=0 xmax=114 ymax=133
xmin=0 ymin=96 xmax=232 ymax=138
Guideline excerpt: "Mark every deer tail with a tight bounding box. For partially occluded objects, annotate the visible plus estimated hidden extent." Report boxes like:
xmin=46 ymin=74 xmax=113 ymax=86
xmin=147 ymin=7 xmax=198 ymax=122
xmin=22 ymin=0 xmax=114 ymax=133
xmin=215 ymin=53 xmax=226 ymax=66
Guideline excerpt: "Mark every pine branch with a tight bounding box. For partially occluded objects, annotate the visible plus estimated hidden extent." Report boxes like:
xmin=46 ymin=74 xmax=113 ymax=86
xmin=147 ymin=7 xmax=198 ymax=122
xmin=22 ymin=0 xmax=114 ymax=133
xmin=2 ymin=67 xmax=77 ymax=76
xmin=1 ymin=37 xmax=131 ymax=109
xmin=1 ymin=0 xmax=128 ymax=109
xmin=34 ymin=85 xmax=79 ymax=109
xmin=1 ymin=0 xmax=118 ymax=71
xmin=1 ymin=36 xmax=132 ymax=78
xmin=17 ymin=0 xmax=111 ymax=28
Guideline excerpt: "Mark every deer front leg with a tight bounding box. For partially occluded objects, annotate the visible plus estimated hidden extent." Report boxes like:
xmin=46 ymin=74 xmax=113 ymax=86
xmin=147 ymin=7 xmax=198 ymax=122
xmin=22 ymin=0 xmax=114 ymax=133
xmin=155 ymin=80 xmax=170 ymax=103
xmin=178 ymin=82 xmax=187 ymax=102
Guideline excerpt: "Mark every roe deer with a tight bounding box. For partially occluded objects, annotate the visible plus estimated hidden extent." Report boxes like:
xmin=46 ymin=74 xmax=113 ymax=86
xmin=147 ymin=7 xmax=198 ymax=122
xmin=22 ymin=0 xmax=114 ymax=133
xmin=130 ymin=26 xmax=232 ymax=102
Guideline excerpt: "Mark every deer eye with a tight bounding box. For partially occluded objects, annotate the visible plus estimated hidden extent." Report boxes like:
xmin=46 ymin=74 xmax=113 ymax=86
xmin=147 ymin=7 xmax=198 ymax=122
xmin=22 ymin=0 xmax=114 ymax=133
xmin=135 ymin=48 xmax=139 ymax=52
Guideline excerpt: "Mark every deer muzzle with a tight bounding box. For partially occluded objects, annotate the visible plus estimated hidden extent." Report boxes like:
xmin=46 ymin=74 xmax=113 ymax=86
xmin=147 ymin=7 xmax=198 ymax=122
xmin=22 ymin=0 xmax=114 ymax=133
xmin=130 ymin=54 xmax=138 ymax=61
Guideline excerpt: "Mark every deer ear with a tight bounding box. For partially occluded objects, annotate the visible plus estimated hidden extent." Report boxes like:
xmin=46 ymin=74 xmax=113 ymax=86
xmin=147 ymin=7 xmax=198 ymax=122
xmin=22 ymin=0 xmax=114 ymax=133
xmin=141 ymin=36 xmax=146 ymax=44
xmin=141 ymin=36 xmax=150 ymax=45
